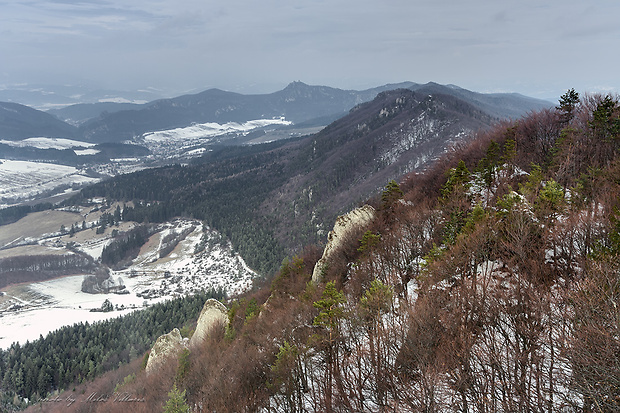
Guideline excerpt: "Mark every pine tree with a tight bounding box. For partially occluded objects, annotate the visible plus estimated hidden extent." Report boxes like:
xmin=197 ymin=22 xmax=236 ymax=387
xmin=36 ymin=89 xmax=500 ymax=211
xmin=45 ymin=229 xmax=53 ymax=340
xmin=557 ymin=88 xmax=580 ymax=123
xmin=163 ymin=384 xmax=190 ymax=413
xmin=312 ymin=281 xmax=346 ymax=413
xmin=381 ymin=180 xmax=403 ymax=210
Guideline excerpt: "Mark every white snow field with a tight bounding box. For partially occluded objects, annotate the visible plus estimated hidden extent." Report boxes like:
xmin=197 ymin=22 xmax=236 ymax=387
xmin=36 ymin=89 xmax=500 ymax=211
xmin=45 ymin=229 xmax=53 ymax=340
xmin=0 ymin=137 xmax=96 ymax=150
xmin=0 ymin=159 xmax=98 ymax=207
xmin=140 ymin=118 xmax=292 ymax=156
xmin=0 ymin=220 xmax=256 ymax=349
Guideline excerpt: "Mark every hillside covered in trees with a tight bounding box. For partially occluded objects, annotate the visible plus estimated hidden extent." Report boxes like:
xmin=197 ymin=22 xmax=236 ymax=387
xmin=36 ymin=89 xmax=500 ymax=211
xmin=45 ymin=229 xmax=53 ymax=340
xmin=0 ymin=289 xmax=225 ymax=411
xmin=71 ymin=88 xmax=500 ymax=276
xmin=8 ymin=90 xmax=618 ymax=412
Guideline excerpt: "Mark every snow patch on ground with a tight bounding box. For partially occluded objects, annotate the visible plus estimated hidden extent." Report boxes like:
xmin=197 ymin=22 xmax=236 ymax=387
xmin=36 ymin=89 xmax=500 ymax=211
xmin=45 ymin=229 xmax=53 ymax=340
xmin=139 ymin=118 xmax=292 ymax=157
xmin=98 ymin=97 xmax=148 ymax=104
xmin=74 ymin=148 xmax=100 ymax=156
xmin=0 ymin=219 xmax=256 ymax=349
xmin=0 ymin=137 xmax=96 ymax=150
xmin=0 ymin=159 xmax=99 ymax=207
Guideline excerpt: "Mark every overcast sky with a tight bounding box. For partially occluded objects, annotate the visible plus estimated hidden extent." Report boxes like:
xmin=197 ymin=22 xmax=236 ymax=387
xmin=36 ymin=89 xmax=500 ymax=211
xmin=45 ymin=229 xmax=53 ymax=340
xmin=1 ymin=0 xmax=619 ymax=100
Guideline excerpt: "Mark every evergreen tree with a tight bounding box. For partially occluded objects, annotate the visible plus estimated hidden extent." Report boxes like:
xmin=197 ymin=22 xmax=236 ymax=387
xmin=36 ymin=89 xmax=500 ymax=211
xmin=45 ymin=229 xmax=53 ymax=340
xmin=163 ymin=384 xmax=190 ymax=413
xmin=381 ymin=180 xmax=403 ymax=210
xmin=557 ymin=88 xmax=580 ymax=123
xmin=312 ymin=281 xmax=346 ymax=413
xmin=590 ymin=94 xmax=620 ymax=142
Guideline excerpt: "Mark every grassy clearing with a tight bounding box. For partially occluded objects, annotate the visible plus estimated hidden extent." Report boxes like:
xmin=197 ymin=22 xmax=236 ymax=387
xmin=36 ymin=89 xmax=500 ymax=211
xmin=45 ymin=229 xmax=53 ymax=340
xmin=0 ymin=210 xmax=83 ymax=248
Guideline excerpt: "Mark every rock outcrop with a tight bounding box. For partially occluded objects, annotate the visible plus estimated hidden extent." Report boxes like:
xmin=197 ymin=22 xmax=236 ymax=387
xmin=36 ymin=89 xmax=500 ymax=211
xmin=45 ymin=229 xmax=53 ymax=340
xmin=145 ymin=328 xmax=187 ymax=375
xmin=312 ymin=204 xmax=376 ymax=284
xmin=188 ymin=298 xmax=228 ymax=348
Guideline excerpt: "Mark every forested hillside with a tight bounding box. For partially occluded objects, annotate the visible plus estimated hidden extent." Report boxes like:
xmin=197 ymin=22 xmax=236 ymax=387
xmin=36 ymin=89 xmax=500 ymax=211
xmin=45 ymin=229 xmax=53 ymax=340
xmin=32 ymin=90 xmax=620 ymax=413
xmin=74 ymin=140 xmax=293 ymax=275
xmin=0 ymin=289 xmax=225 ymax=411
xmin=0 ymin=102 xmax=78 ymax=140
xmin=73 ymin=89 xmax=497 ymax=275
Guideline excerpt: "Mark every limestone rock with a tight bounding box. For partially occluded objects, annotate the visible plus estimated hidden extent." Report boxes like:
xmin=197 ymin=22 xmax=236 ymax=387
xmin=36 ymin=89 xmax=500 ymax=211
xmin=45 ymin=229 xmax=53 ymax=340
xmin=312 ymin=204 xmax=376 ymax=284
xmin=188 ymin=298 xmax=228 ymax=348
xmin=145 ymin=328 xmax=186 ymax=375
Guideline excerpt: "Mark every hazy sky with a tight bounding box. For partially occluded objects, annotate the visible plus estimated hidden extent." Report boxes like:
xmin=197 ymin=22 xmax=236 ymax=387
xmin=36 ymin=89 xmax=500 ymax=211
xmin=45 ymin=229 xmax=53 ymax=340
xmin=1 ymin=0 xmax=619 ymax=100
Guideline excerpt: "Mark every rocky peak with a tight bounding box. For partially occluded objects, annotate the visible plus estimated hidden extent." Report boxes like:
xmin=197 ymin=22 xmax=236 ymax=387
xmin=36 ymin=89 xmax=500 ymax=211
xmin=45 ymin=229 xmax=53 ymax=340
xmin=188 ymin=298 xmax=228 ymax=348
xmin=312 ymin=205 xmax=376 ymax=284
xmin=145 ymin=328 xmax=187 ymax=375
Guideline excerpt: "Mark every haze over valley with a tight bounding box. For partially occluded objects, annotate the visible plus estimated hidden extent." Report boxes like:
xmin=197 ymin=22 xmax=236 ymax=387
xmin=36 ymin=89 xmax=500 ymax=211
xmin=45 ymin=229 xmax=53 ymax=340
xmin=1 ymin=0 xmax=619 ymax=411
xmin=0 ymin=80 xmax=550 ymax=348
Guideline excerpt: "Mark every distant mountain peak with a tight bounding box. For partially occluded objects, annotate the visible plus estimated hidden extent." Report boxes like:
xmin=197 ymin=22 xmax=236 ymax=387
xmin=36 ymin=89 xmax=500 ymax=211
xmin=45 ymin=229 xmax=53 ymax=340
xmin=283 ymin=81 xmax=313 ymax=91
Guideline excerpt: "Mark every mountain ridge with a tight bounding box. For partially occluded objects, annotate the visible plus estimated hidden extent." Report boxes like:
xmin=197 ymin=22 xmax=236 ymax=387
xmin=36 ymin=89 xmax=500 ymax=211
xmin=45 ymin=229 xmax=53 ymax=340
xmin=72 ymin=87 xmax=500 ymax=273
xmin=262 ymin=88 xmax=496 ymax=246
xmin=0 ymin=81 xmax=551 ymax=145
xmin=0 ymin=102 xmax=78 ymax=140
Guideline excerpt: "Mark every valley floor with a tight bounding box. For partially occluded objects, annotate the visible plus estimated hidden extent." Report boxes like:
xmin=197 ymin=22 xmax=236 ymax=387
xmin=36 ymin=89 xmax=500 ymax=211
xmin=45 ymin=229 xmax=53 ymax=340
xmin=0 ymin=217 xmax=256 ymax=349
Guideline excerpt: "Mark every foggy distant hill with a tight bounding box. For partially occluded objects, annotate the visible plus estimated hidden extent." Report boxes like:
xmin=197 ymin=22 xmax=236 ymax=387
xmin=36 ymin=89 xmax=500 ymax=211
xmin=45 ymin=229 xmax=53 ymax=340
xmin=78 ymin=88 xmax=499 ymax=271
xmin=0 ymin=81 xmax=552 ymax=145
xmin=0 ymin=102 xmax=78 ymax=140
xmin=409 ymin=82 xmax=551 ymax=119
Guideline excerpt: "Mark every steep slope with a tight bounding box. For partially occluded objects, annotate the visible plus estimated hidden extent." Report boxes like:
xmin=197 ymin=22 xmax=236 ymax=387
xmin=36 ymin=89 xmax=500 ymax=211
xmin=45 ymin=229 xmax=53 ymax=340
xmin=0 ymin=102 xmax=78 ymax=140
xmin=410 ymin=82 xmax=552 ymax=119
xmin=263 ymin=88 xmax=495 ymax=245
xmin=73 ymin=89 xmax=497 ymax=274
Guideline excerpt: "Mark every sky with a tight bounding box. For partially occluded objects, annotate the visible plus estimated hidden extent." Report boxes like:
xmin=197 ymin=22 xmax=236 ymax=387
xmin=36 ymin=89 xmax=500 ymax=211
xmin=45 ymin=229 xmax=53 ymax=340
xmin=1 ymin=0 xmax=619 ymax=100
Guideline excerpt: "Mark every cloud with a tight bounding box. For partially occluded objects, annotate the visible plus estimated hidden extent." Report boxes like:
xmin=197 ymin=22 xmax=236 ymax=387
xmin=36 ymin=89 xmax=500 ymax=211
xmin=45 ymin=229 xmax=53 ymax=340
xmin=0 ymin=0 xmax=618 ymax=98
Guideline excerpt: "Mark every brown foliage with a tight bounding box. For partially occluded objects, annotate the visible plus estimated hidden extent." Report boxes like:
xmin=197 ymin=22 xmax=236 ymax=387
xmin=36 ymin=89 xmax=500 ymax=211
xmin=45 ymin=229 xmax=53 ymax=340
xmin=566 ymin=260 xmax=620 ymax=412
xmin=30 ymin=92 xmax=620 ymax=413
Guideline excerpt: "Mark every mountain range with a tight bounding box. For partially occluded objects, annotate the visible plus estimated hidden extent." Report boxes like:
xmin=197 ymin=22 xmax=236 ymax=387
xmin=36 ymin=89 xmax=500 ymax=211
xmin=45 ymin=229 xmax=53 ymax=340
xmin=1 ymin=81 xmax=554 ymax=273
xmin=1 ymin=81 xmax=551 ymax=145
xmin=74 ymin=87 xmax=506 ymax=274
xmin=2 ymin=86 xmax=618 ymax=413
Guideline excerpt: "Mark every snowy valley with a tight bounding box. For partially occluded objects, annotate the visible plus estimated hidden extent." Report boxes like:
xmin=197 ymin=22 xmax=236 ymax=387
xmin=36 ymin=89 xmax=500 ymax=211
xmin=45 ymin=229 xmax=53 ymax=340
xmin=0 ymin=203 xmax=256 ymax=349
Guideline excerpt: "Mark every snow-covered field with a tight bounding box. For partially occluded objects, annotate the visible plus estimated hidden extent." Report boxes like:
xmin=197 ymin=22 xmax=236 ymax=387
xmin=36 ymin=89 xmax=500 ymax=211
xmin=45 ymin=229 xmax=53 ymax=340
xmin=0 ymin=275 xmax=163 ymax=348
xmin=0 ymin=159 xmax=99 ymax=207
xmin=140 ymin=118 xmax=292 ymax=157
xmin=0 ymin=137 xmax=96 ymax=150
xmin=0 ymin=219 xmax=256 ymax=349
xmin=143 ymin=118 xmax=291 ymax=143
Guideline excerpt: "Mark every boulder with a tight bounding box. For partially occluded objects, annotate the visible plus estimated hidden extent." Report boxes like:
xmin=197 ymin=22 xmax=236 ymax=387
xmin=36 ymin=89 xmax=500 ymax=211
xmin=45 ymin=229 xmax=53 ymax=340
xmin=188 ymin=298 xmax=228 ymax=348
xmin=312 ymin=204 xmax=376 ymax=284
xmin=145 ymin=328 xmax=186 ymax=375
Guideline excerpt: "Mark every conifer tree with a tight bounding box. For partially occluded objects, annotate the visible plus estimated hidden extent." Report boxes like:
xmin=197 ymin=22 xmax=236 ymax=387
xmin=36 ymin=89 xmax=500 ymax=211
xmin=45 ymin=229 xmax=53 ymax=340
xmin=163 ymin=384 xmax=190 ymax=413
xmin=557 ymin=88 xmax=580 ymax=123
xmin=381 ymin=179 xmax=403 ymax=210
xmin=312 ymin=281 xmax=346 ymax=413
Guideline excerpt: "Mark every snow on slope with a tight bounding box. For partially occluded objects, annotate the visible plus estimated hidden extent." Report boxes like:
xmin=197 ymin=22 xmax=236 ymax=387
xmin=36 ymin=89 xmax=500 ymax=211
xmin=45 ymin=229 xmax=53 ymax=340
xmin=0 ymin=160 xmax=99 ymax=207
xmin=0 ymin=219 xmax=256 ymax=348
xmin=122 ymin=220 xmax=255 ymax=298
xmin=143 ymin=119 xmax=291 ymax=142
xmin=139 ymin=118 xmax=292 ymax=157
xmin=0 ymin=159 xmax=99 ymax=207
xmin=0 ymin=137 xmax=96 ymax=150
